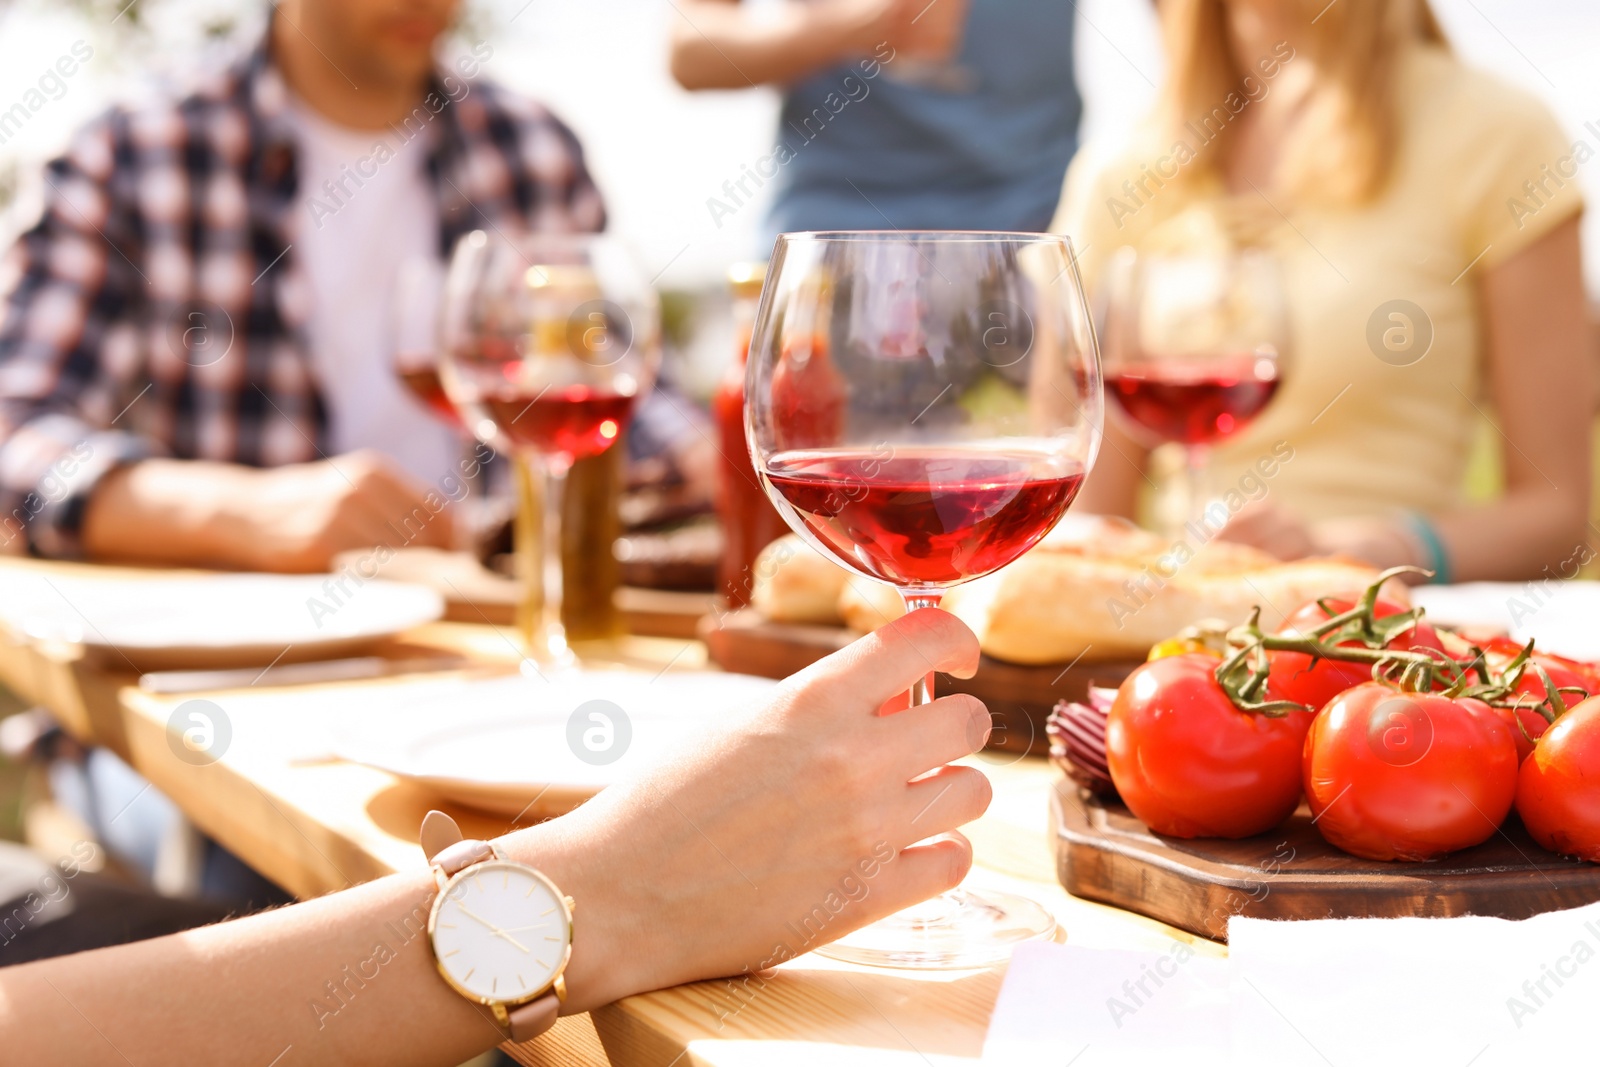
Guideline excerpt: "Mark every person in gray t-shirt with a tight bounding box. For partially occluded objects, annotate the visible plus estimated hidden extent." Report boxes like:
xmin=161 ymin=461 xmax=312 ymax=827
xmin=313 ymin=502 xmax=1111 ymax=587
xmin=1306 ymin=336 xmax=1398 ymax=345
xmin=671 ymin=0 xmax=1081 ymax=240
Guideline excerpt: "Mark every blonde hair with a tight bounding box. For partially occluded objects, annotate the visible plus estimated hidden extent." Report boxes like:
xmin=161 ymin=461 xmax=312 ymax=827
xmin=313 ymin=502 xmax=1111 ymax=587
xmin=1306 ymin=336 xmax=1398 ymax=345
xmin=1158 ymin=0 xmax=1447 ymax=204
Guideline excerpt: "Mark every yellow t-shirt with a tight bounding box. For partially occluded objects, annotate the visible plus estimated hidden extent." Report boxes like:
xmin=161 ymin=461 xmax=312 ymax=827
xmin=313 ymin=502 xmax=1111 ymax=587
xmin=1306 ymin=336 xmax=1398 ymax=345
xmin=1052 ymin=45 xmax=1585 ymax=521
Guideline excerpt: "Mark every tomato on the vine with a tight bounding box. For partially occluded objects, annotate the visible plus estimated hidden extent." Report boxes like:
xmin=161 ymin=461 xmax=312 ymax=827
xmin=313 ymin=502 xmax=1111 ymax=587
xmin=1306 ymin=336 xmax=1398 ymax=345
xmin=1471 ymin=643 xmax=1591 ymax=762
xmin=1303 ymin=683 xmax=1517 ymax=861
xmin=1510 ymin=657 xmax=1587 ymax=707
xmin=1567 ymin=658 xmax=1600 ymax=695
xmin=1495 ymin=658 xmax=1588 ymax=761
xmin=1481 ymin=636 xmax=1600 ymax=692
xmin=1267 ymin=597 xmax=1445 ymax=713
xmin=1516 ymin=696 xmax=1600 ymax=862
xmin=1106 ymin=654 xmax=1314 ymax=839
xmin=1494 ymin=702 xmax=1552 ymax=764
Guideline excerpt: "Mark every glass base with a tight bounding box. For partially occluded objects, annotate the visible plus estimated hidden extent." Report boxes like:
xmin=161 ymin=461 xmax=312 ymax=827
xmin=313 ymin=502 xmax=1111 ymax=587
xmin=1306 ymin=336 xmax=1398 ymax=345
xmin=520 ymin=631 xmax=577 ymax=678
xmin=816 ymin=888 xmax=1058 ymax=969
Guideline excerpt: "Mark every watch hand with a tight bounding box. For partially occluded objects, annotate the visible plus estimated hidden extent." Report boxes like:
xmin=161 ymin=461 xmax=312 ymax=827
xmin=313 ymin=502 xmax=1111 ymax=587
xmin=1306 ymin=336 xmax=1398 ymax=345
xmin=455 ymin=902 xmax=530 ymax=953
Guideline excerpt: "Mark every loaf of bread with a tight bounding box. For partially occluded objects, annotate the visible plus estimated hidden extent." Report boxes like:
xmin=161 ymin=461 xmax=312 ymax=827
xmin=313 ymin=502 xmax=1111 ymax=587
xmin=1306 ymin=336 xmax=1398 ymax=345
xmin=759 ymin=515 xmax=1394 ymax=664
xmin=749 ymin=535 xmax=851 ymax=625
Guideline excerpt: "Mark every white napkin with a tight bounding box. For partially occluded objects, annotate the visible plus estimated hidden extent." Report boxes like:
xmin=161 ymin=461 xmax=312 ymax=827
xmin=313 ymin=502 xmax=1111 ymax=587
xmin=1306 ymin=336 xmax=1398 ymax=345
xmin=1229 ymin=902 xmax=1600 ymax=1064
xmin=983 ymin=900 xmax=1600 ymax=1064
xmin=1413 ymin=580 xmax=1600 ymax=660
xmin=981 ymin=941 xmax=1231 ymax=1066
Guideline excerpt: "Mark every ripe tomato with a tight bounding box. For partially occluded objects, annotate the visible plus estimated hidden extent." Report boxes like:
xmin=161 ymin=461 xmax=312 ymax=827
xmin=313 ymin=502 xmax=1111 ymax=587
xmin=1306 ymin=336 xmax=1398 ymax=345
xmin=1510 ymin=658 xmax=1588 ymax=707
xmin=1494 ymin=658 xmax=1588 ymax=761
xmin=1303 ymin=683 xmax=1518 ymax=861
xmin=1474 ymin=645 xmax=1591 ymax=761
xmin=1569 ymin=658 xmax=1600 ymax=694
xmin=1106 ymin=654 xmax=1314 ymax=839
xmin=1494 ymin=703 xmax=1551 ymax=764
xmin=1268 ymin=597 xmax=1446 ymax=713
xmin=1516 ymin=696 xmax=1600 ymax=862
xmin=1481 ymin=636 xmax=1600 ymax=694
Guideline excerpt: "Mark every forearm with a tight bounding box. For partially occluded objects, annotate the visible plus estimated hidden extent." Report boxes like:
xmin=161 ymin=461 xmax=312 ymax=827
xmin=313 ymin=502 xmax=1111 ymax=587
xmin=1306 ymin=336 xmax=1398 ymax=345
xmin=670 ymin=0 xmax=885 ymax=89
xmin=84 ymin=451 xmax=460 ymax=573
xmin=1432 ymin=487 xmax=1591 ymax=583
xmin=1447 ymin=216 xmax=1594 ymax=583
xmin=1306 ymin=488 xmax=1588 ymax=584
xmin=0 ymin=822 xmax=627 ymax=1066
xmin=0 ymin=870 xmax=484 ymax=1066
xmin=81 ymin=458 xmax=242 ymax=568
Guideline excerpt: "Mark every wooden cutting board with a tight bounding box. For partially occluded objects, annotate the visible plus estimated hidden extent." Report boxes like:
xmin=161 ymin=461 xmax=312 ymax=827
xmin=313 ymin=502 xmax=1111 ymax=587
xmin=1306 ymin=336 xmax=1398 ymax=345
xmin=1051 ymin=780 xmax=1600 ymax=941
xmin=702 ymin=608 xmax=1141 ymax=755
xmin=331 ymin=548 xmax=716 ymax=639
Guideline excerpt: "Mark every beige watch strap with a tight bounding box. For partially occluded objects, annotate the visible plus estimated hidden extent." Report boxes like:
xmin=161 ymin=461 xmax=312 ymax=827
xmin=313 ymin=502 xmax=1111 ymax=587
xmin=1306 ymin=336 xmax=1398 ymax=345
xmin=420 ymin=810 xmax=561 ymax=1045
xmin=420 ymin=809 xmax=465 ymax=862
xmin=505 ymin=995 xmax=561 ymax=1042
xmin=432 ymin=838 xmax=496 ymax=875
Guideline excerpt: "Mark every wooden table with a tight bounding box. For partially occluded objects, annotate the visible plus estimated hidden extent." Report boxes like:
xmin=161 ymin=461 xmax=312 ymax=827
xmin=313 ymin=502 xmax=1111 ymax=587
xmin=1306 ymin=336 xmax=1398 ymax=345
xmin=0 ymin=558 xmax=1217 ymax=1066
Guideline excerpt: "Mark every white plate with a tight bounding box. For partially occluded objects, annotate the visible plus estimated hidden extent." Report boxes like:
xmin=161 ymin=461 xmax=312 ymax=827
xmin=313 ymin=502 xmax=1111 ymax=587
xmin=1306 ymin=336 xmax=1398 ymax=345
xmin=0 ymin=572 xmax=444 ymax=670
xmin=325 ymin=670 xmax=778 ymax=816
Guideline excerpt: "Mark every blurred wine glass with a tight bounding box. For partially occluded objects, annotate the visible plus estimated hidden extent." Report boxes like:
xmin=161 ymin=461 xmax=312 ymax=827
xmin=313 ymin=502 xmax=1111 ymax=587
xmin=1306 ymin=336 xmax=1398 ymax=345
xmin=1100 ymin=248 xmax=1289 ymax=535
xmin=439 ymin=232 xmax=660 ymax=669
xmin=746 ymin=230 xmax=1102 ymax=968
xmin=391 ymin=256 xmax=463 ymax=428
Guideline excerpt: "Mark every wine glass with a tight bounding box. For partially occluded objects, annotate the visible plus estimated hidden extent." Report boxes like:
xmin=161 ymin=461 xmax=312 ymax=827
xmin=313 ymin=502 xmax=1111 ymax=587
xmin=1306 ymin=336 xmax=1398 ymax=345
xmin=1099 ymin=248 xmax=1289 ymax=536
xmin=746 ymin=231 xmax=1103 ymax=968
xmin=439 ymin=232 xmax=660 ymax=670
xmin=392 ymin=256 xmax=464 ymax=429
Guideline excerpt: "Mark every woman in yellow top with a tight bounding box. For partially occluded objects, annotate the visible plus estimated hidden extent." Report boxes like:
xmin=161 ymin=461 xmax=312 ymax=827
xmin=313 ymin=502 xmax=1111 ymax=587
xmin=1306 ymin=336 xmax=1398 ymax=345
xmin=1056 ymin=0 xmax=1590 ymax=582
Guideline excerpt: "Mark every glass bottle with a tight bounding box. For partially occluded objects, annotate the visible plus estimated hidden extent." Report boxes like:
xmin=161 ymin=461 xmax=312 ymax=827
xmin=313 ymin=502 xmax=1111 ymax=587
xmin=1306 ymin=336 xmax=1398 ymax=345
xmin=713 ymin=262 xmax=789 ymax=607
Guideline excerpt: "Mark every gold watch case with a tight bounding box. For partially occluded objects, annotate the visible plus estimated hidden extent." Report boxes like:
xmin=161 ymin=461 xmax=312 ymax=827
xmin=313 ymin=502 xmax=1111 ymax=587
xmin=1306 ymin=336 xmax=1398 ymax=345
xmin=426 ymin=850 xmax=576 ymax=1014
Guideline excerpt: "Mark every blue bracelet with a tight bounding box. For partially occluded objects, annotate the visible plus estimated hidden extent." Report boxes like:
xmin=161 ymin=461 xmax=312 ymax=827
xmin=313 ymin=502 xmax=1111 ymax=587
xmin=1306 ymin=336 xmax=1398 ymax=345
xmin=1402 ymin=511 xmax=1452 ymax=585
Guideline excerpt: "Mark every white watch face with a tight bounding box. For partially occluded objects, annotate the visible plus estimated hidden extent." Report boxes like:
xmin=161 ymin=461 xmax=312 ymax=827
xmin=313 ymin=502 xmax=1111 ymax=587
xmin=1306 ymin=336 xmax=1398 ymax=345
xmin=430 ymin=861 xmax=571 ymax=1003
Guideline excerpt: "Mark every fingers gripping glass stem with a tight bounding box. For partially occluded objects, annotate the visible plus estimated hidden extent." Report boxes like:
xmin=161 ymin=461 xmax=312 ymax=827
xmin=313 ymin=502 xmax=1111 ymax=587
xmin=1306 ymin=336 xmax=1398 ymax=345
xmin=901 ymin=591 xmax=943 ymax=707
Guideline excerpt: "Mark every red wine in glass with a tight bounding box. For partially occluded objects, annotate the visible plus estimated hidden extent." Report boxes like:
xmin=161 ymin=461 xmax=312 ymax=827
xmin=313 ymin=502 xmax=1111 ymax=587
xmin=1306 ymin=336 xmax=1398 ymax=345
xmin=745 ymin=231 xmax=1100 ymax=970
xmin=1106 ymin=355 xmax=1278 ymax=447
xmin=397 ymin=363 xmax=465 ymax=427
xmin=764 ymin=446 xmax=1085 ymax=587
xmin=481 ymin=385 xmax=636 ymax=463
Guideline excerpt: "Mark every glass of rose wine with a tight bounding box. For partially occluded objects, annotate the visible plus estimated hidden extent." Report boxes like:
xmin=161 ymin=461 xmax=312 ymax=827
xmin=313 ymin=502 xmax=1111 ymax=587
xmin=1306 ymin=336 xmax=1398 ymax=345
xmin=392 ymin=256 xmax=464 ymax=429
xmin=439 ymin=232 xmax=659 ymax=670
xmin=746 ymin=231 xmax=1103 ymax=968
xmin=1099 ymin=248 xmax=1289 ymax=535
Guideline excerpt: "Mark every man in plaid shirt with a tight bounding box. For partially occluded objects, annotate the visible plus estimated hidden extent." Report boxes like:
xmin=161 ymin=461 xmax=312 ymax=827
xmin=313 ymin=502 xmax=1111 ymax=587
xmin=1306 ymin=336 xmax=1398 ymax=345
xmin=0 ymin=0 xmax=604 ymax=568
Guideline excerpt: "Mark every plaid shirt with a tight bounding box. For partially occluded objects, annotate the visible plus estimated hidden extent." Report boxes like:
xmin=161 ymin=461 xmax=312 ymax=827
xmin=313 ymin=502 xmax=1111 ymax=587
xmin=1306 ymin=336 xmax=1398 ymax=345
xmin=0 ymin=39 xmax=604 ymax=558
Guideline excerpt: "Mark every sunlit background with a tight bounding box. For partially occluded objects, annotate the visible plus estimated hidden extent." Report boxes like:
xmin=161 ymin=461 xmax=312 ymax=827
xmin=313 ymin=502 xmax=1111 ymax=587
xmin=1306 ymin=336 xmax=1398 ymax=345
xmin=0 ymin=0 xmax=1596 ymax=296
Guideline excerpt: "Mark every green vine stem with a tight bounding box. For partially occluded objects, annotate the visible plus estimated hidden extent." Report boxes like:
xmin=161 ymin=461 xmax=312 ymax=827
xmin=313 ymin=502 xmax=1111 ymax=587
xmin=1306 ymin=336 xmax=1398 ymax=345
xmin=1208 ymin=566 xmax=1580 ymax=720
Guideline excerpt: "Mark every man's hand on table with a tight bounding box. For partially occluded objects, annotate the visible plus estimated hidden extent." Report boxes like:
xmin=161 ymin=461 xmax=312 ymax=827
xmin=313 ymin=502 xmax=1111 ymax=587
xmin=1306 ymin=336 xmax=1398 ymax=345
xmin=83 ymin=450 xmax=455 ymax=572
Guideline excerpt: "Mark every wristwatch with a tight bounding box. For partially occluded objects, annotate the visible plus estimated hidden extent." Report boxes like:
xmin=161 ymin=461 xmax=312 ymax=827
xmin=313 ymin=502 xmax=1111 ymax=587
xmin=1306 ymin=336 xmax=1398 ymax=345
xmin=421 ymin=810 xmax=574 ymax=1042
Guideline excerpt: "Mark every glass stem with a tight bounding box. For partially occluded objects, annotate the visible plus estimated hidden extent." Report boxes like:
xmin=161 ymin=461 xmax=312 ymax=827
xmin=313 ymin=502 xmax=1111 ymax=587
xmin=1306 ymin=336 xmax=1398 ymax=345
xmin=512 ymin=454 xmax=541 ymax=655
xmin=540 ymin=455 xmax=572 ymax=664
xmin=899 ymin=590 xmax=944 ymax=707
xmin=1183 ymin=444 xmax=1211 ymax=533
